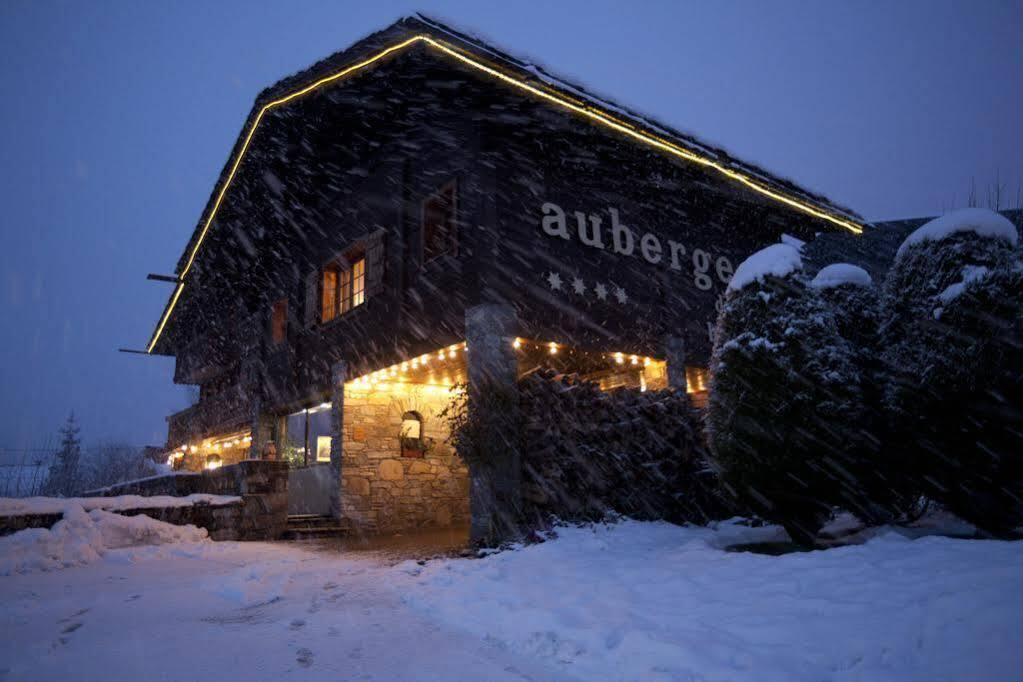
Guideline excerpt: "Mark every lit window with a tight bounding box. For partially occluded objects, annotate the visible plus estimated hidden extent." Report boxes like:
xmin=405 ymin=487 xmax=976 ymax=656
xmin=205 ymin=454 xmax=223 ymax=470
xmin=270 ymin=298 xmax=287 ymax=345
xmin=322 ymin=267 xmax=339 ymax=323
xmin=342 ymin=258 xmax=365 ymax=313
xmin=400 ymin=411 xmax=425 ymax=458
xmin=422 ymin=182 xmax=457 ymax=262
xmin=315 ymin=436 xmax=332 ymax=462
xmin=321 ymin=254 xmax=366 ymax=322
xmin=685 ymin=366 xmax=710 ymax=393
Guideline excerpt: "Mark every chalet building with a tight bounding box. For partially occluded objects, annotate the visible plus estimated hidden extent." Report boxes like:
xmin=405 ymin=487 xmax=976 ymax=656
xmin=142 ymin=16 xmax=867 ymax=540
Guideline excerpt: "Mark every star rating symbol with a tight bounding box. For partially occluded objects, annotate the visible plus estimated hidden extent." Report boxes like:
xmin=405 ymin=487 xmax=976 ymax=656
xmin=572 ymin=277 xmax=586 ymax=295
xmin=546 ymin=271 xmax=563 ymax=291
xmin=594 ymin=282 xmax=608 ymax=300
xmin=614 ymin=286 xmax=628 ymax=304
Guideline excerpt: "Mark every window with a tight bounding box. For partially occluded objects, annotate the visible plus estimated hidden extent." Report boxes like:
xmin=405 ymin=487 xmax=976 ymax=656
xmin=400 ymin=411 xmax=425 ymax=458
xmin=315 ymin=436 xmax=332 ymax=463
xmin=422 ymin=181 xmax=457 ymax=262
xmin=270 ymin=298 xmax=287 ymax=345
xmin=321 ymin=267 xmax=339 ymax=323
xmin=321 ymin=254 xmax=365 ymax=323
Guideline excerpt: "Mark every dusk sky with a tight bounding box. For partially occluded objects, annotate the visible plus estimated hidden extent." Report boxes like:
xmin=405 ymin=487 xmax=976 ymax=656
xmin=1 ymin=0 xmax=1020 ymax=449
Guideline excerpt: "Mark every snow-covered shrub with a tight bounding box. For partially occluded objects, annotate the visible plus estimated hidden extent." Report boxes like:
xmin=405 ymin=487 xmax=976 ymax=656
xmin=810 ymin=264 xmax=908 ymax=523
xmin=446 ymin=370 xmax=730 ymax=540
xmin=706 ymin=245 xmax=868 ymax=544
xmin=516 ymin=369 xmax=730 ymax=528
xmin=880 ymin=208 xmax=1023 ymax=536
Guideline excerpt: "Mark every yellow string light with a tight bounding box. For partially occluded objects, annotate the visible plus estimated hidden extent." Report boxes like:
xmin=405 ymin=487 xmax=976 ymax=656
xmin=147 ymin=34 xmax=863 ymax=353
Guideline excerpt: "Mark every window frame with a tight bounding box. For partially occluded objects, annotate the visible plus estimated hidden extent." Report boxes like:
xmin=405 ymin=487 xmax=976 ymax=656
xmin=269 ymin=297 xmax=288 ymax=346
xmin=319 ymin=247 xmax=366 ymax=325
xmin=420 ymin=179 xmax=458 ymax=265
xmin=399 ymin=410 xmax=426 ymax=458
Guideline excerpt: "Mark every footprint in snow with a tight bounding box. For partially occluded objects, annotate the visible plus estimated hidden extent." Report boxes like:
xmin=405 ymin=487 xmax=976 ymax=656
xmin=296 ymin=648 xmax=314 ymax=668
xmin=289 ymin=619 xmax=306 ymax=630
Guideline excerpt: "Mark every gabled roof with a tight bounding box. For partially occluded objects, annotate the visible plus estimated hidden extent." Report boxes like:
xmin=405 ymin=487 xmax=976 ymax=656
xmin=147 ymin=14 xmax=866 ymax=354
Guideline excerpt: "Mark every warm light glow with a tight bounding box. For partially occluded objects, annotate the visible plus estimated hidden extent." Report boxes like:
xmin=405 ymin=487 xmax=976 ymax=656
xmin=513 ymin=337 xmax=522 ymax=349
xmin=146 ymin=33 xmax=862 ymax=354
xmin=630 ymin=354 xmax=639 ymax=365
xmin=549 ymin=341 xmax=558 ymax=355
xmin=615 ymin=352 xmax=625 ymax=365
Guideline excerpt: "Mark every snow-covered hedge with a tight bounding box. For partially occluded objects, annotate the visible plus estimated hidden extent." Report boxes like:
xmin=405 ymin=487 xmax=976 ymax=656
xmin=880 ymin=208 xmax=1023 ymax=536
xmin=706 ymin=244 xmax=875 ymax=543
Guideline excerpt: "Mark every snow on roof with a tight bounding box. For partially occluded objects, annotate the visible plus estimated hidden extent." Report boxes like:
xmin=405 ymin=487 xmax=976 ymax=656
xmin=728 ymin=243 xmax=803 ymax=292
xmin=810 ymin=263 xmax=872 ymax=290
xmin=896 ymin=208 xmax=1018 ymax=259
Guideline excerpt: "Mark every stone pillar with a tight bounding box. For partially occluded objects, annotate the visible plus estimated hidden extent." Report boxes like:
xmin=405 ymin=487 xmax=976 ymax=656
xmin=664 ymin=335 xmax=687 ymax=391
xmin=328 ymin=360 xmax=347 ymax=521
xmin=248 ymin=405 xmax=275 ymax=461
xmin=465 ymin=304 xmax=521 ymax=545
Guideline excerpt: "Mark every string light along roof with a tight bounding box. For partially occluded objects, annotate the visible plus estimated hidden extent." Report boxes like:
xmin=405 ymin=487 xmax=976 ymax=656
xmin=146 ymin=14 xmax=866 ymax=354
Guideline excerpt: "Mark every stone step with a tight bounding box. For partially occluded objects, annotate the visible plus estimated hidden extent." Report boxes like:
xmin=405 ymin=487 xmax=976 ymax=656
xmin=281 ymin=525 xmax=349 ymax=540
xmin=283 ymin=514 xmax=351 ymax=539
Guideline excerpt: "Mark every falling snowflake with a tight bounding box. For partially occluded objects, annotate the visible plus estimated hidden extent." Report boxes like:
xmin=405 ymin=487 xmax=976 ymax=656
xmin=594 ymin=282 xmax=608 ymax=300
xmin=572 ymin=277 xmax=586 ymax=295
xmin=546 ymin=271 xmax=563 ymax=290
xmin=614 ymin=286 xmax=628 ymax=304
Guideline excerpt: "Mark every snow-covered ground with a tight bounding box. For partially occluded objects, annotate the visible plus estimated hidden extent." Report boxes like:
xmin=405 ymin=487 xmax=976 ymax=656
xmin=1 ymin=518 xmax=1021 ymax=681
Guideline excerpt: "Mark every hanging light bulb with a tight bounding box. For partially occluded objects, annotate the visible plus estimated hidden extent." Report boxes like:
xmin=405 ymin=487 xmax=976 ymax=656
xmin=513 ymin=337 xmax=522 ymax=349
xmin=614 ymin=352 xmax=624 ymax=365
xmin=549 ymin=341 xmax=558 ymax=355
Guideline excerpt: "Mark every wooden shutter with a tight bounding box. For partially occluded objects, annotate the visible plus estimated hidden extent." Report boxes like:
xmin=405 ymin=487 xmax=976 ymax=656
xmin=365 ymin=229 xmax=386 ymax=299
xmin=304 ymin=270 xmax=318 ymax=329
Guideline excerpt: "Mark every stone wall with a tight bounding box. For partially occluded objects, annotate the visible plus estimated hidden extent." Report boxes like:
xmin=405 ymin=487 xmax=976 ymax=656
xmin=82 ymin=460 xmax=289 ymax=540
xmin=341 ymin=383 xmax=470 ymax=533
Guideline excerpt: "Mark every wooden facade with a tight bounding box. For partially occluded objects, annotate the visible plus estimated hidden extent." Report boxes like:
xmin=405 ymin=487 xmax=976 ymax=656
xmin=146 ymin=16 xmax=863 ymax=529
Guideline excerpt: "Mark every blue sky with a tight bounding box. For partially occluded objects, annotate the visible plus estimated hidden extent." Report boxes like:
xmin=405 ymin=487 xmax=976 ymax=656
xmin=1 ymin=0 xmax=1020 ymax=448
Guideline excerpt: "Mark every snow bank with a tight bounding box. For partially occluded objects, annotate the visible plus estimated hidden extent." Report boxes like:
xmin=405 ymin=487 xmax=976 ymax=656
xmin=727 ymin=243 xmax=802 ymax=292
xmin=0 ymin=493 xmax=240 ymax=517
xmin=394 ymin=519 xmax=1023 ymax=681
xmin=897 ymin=207 xmax=1018 ymax=259
xmin=0 ymin=504 xmax=208 ymax=575
xmin=810 ymin=262 xmax=872 ymax=289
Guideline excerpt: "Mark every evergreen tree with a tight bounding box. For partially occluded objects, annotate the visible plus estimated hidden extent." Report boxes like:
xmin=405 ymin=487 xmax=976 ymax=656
xmin=880 ymin=210 xmax=1022 ymax=536
xmin=42 ymin=413 xmax=82 ymax=497
xmin=810 ymin=264 xmax=909 ymax=524
xmin=706 ymin=245 xmax=866 ymax=544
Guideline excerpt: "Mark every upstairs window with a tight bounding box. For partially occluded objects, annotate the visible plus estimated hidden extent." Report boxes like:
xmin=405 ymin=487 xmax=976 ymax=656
xmin=322 ymin=268 xmax=339 ymax=323
xmin=270 ymin=298 xmax=287 ymax=345
xmin=321 ymin=252 xmax=365 ymax=323
xmin=422 ymin=181 xmax=457 ymax=262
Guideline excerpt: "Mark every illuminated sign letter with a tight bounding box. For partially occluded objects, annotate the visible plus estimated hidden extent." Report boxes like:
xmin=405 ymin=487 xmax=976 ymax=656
xmin=542 ymin=202 xmax=570 ymax=239
xmin=667 ymin=240 xmax=686 ymax=272
xmin=576 ymin=212 xmax=605 ymax=249
xmin=609 ymin=207 xmax=634 ymax=256
xmin=640 ymin=233 xmax=662 ymax=264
